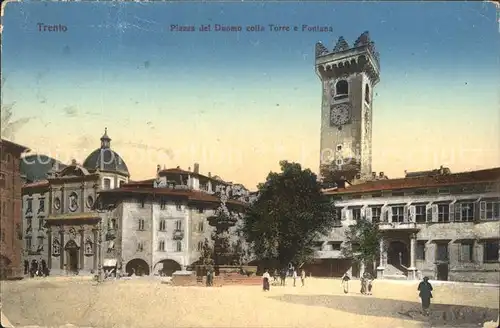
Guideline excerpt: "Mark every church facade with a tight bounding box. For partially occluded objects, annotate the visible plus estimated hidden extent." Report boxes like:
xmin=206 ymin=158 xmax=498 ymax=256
xmin=21 ymin=129 xmax=129 ymax=275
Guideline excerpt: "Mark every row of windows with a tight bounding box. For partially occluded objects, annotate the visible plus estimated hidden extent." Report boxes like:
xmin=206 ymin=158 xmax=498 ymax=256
xmin=141 ymin=199 xmax=206 ymax=214
xmin=24 ymin=235 xmax=45 ymax=251
xmin=416 ymin=240 xmax=499 ymax=263
xmin=339 ymin=200 xmax=500 ymax=223
xmin=137 ymin=240 xmax=183 ymax=252
xmin=24 ymin=198 xmax=45 ymax=215
xmin=138 ymin=219 xmax=185 ymax=231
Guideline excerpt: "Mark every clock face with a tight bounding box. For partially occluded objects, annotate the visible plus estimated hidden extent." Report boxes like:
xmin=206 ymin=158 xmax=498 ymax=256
xmin=330 ymin=103 xmax=351 ymax=127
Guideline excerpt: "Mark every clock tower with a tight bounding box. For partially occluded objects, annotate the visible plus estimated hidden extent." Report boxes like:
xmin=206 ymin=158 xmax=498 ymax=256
xmin=315 ymin=32 xmax=380 ymax=182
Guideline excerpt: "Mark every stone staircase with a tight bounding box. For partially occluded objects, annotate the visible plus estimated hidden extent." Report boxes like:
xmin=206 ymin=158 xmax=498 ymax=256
xmin=383 ymin=264 xmax=408 ymax=280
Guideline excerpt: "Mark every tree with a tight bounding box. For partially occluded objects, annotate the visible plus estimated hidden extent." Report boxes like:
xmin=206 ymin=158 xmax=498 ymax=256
xmin=342 ymin=218 xmax=381 ymax=273
xmin=320 ymin=160 xmax=361 ymax=187
xmin=242 ymin=160 xmax=337 ymax=267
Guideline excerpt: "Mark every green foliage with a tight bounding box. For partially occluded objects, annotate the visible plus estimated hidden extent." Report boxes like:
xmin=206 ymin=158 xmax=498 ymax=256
xmin=320 ymin=160 xmax=361 ymax=186
xmin=242 ymin=160 xmax=337 ymax=267
xmin=342 ymin=218 xmax=381 ymax=266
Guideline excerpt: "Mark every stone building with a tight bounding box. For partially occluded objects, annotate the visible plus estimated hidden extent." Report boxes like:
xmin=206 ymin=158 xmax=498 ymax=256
xmin=96 ymin=164 xmax=249 ymax=276
xmin=315 ymin=32 xmax=379 ymax=181
xmin=20 ymin=129 xmax=129 ymax=275
xmin=0 ymin=138 xmax=30 ymax=278
xmin=311 ymin=167 xmax=500 ymax=283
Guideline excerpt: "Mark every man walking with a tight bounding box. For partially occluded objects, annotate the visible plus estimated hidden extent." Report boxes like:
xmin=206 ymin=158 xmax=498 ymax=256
xmin=292 ymin=269 xmax=298 ymax=287
xmin=300 ymin=268 xmax=306 ymax=287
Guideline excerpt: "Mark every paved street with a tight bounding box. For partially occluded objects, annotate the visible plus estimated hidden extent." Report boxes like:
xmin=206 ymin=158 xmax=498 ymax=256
xmin=1 ymin=277 xmax=499 ymax=328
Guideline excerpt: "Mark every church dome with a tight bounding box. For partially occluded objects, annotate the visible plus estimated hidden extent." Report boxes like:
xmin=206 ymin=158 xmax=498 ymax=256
xmin=82 ymin=128 xmax=130 ymax=177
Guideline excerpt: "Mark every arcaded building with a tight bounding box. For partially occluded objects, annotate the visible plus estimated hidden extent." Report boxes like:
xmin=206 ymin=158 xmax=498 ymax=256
xmin=0 ymin=138 xmax=30 ymax=278
xmin=96 ymin=165 xmax=249 ymax=276
xmin=312 ymin=167 xmax=500 ymax=283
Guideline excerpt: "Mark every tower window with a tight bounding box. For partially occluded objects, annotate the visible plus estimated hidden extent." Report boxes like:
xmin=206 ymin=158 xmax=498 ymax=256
xmin=336 ymin=144 xmax=342 ymax=151
xmin=335 ymin=80 xmax=349 ymax=99
xmin=365 ymin=84 xmax=371 ymax=104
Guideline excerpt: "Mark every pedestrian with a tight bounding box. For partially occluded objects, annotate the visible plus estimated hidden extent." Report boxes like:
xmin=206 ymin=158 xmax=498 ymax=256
xmin=360 ymin=275 xmax=366 ymax=294
xmin=300 ymin=268 xmax=306 ymax=287
xmin=262 ymin=269 xmax=271 ymax=291
xmin=280 ymin=268 xmax=287 ymax=286
xmin=417 ymin=276 xmax=433 ymax=316
xmin=273 ymin=269 xmax=278 ymax=283
xmin=366 ymin=273 xmax=373 ymax=295
xmin=341 ymin=273 xmax=350 ymax=294
xmin=292 ymin=269 xmax=297 ymax=287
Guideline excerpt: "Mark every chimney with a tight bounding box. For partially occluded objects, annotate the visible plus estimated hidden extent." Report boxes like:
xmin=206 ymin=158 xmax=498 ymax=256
xmin=71 ymin=159 xmax=77 ymax=166
xmin=176 ymin=166 xmax=180 ymax=169
xmin=193 ymin=163 xmax=200 ymax=174
xmin=439 ymin=165 xmax=444 ymax=174
xmin=157 ymin=165 xmax=161 ymax=173
xmin=372 ymin=172 xmax=376 ymax=179
xmin=379 ymin=172 xmax=384 ymax=178
xmin=208 ymin=172 xmax=212 ymax=178
xmin=188 ymin=166 xmax=191 ymax=172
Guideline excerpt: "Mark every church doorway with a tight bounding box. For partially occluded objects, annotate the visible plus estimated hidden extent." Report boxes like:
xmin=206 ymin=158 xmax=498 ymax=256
xmin=387 ymin=241 xmax=410 ymax=268
xmin=65 ymin=240 xmax=80 ymax=274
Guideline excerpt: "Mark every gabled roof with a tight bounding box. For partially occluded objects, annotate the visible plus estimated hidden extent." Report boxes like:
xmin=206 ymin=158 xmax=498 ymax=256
xmin=157 ymin=167 xmax=230 ymax=185
xmin=324 ymin=167 xmax=500 ymax=195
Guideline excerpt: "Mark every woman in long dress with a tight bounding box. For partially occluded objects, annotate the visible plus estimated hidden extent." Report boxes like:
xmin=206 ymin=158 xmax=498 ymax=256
xmin=418 ymin=276 xmax=433 ymax=315
xmin=341 ymin=273 xmax=350 ymax=294
xmin=262 ymin=269 xmax=271 ymax=291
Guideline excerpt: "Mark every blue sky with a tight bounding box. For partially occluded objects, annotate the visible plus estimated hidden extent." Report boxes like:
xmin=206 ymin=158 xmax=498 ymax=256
xmin=2 ymin=1 xmax=499 ymax=188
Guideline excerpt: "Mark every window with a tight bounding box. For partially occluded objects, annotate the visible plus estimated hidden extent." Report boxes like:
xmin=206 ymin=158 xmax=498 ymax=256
xmin=137 ymin=219 xmax=145 ymax=231
xmin=333 ymin=207 xmax=342 ymax=221
xmin=159 ymin=220 xmax=166 ymax=231
xmin=371 ymin=207 xmax=381 ymax=223
xmin=335 ymin=80 xmax=348 ymax=99
xmin=416 ymin=241 xmax=426 ymax=260
xmin=0 ymin=229 xmax=5 ymax=242
xmin=436 ymin=243 xmax=449 ymax=261
xmin=198 ymin=221 xmax=204 ymax=232
xmin=484 ymin=200 xmax=500 ymax=221
xmin=103 ymin=178 xmax=111 ymax=190
xmin=391 ymin=206 xmax=404 ymax=223
xmin=365 ymin=84 xmax=370 ymax=103
xmin=197 ymin=241 xmax=204 ymax=251
xmin=352 ymin=208 xmax=361 ymax=220
xmin=336 ymin=158 xmax=343 ymax=166
xmin=26 ymin=199 xmax=33 ymax=215
xmin=25 ymin=237 xmax=32 ymax=250
xmin=176 ymin=203 xmax=182 ymax=211
xmin=176 ymin=241 xmax=182 ymax=252
xmin=458 ymin=203 xmax=474 ymax=222
xmin=336 ymin=144 xmax=342 ymax=151
xmin=158 ymin=240 xmax=165 ymax=251
xmin=483 ymin=241 xmax=499 ymax=263
xmin=198 ymin=208 xmax=204 ymax=214
xmin=140 ymin=198 xmax=145 ymax=208
xmin=38 ymin=219 xmax=44 ymax=230
xmin=137 ymin=242 xmax=144 ymax=252
xmin=0 ymin=173 xmax=5 ymax=188
xmin=160 ymin=198 xmax=166 ymax=210
xmin=118 ymin=180 xmax=123 ymax=188
xmin=38 ymin=199 xmax=45 ymax=214
xmin=415 ymin=205 xmax=426 ymax=223
xmin=175 ymin=220 xmax=182 ymax=230
xmin=437 ymin=204 xmax=449 ymax=222
xmin=329 ymin=242 xmax=341 ymax=251
xmin=459 ymin=242 xmax=474 ymax=262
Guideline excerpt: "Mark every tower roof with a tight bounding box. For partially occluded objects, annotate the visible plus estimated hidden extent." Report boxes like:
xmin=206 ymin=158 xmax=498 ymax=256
xmin=315 ymin=31 xmax=380 ymax=84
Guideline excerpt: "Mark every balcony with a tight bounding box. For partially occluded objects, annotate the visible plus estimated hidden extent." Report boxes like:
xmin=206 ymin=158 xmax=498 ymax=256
xmin=378 ymin=221 xmax=419 ymax=231
xmin=172 ymin=229 xmax=184 ymax=240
